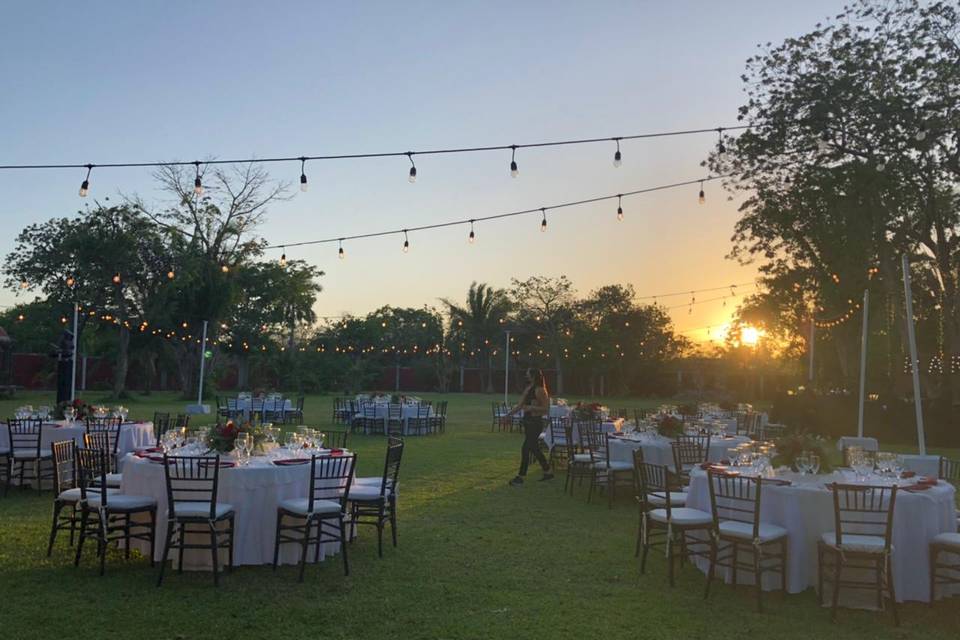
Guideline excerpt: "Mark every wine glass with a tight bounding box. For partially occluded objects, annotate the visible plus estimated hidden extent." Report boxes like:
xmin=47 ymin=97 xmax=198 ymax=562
xmin=809 ymin=454 xmax=821 ymax=475
xmin=796 ymin=452 xmax=810 ymax=475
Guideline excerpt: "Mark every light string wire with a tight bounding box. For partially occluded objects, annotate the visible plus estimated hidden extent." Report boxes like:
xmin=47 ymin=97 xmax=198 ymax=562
xmin=265 ymin=175 xmax=728 ymax=250
xmin=0 ymin=125 xmax=748 ymax=171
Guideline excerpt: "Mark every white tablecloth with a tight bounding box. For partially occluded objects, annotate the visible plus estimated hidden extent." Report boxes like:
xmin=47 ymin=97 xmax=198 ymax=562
xmin=836 ymin=436 xmax=879 ymax=452
xmin=608 ymin=434 xmax=751 ymax=466
xmin=353 ymin=403 xmax=434 ymax=434
xmin=230 ymin=397 xmax=292 ymax=415
xmin=1 ymin=421 xmax=154 ymax=475
xmin=122 ymin=452 xmax=345 ymax=568
xmin=684 ymin=469 xmax=959 ymax=603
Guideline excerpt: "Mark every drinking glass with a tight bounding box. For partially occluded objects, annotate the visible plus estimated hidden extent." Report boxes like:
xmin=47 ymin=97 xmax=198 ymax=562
xmin=796 ymin=453 xmax=810 ymax=475
xmin=809 ymin=454 xmax=821 ymax=475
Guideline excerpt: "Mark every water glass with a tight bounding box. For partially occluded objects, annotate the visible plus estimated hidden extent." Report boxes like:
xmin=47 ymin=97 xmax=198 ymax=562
xmin=809 ymin=454 xmax=821 ymax=475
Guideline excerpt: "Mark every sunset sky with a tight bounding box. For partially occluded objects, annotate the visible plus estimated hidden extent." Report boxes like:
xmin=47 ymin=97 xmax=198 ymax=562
xmin=0 ymin=1 xmax=844 ymax=342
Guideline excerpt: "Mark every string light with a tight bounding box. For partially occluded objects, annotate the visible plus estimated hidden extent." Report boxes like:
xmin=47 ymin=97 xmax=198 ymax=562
xmin=338 ymin=239 xmax=345 ymax=260
xmin=167 ymin=268 xmax=175 ymax=280
xmin=509 ymin=145 xmax=519 ymax=178
xmin=66 ymin=276 xmax=75 ymax=288
xmin=402 ymin=229 xmax=410 ymax=253
xmin=193 ymin=162 xmax=203 ymax=195
xmin=19 ymin=279 xmax=27 ymax=289
xmin=875 ymin=158 xmax=886 ymax=172
xmin=112 ymin=273 xmax=121 ymax=285
xmin=407 ymin=152 xmax=417 ymax=183
xmin=468 ymin=220 xmax=475 ymax=244
xmin=221 ymin=264 xmax=230 ymax=273
xmin=613 ymin=138 xmax=622 ymax=168
xmin=698 ymin=180 xmax=705 ymax=205
xmin=279 ymin=247 xmax=287 ymax=268
xmin=616 ymin=194 xmax=623 ymax=221
xmin=716 ymin=128 xmax=726 ymax=154
xmin=540 ymin=208 xmax=547 ymax=232
xmin=298 ymin=157 xmax=308 ymax=192
xmin=78 ymin=164 xmax=92 ymax=197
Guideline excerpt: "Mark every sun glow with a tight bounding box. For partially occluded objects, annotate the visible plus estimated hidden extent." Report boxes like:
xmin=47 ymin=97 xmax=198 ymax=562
xmin=740 ymin=325 xmax=762 ymax=346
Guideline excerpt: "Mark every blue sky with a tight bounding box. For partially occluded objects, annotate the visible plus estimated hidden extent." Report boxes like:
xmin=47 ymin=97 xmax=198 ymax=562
xmin=0 ymin=1 xmax=845 ymax=340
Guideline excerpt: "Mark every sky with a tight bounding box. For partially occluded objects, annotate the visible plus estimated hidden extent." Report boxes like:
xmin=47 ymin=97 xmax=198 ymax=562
xmin=0 ymin=0 xmax=846 ymax=343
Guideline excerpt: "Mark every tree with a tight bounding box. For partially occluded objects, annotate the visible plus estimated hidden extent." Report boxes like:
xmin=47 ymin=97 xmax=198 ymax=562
xmin=509 ymin=276 xmax=576 ymax=393
xmin=441 ymin=282 xmax=511 ymax=393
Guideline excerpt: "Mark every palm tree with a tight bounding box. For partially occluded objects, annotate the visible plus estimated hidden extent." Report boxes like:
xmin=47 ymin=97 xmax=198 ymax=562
xmin=441 ymin=282 xmax=512 ymax=393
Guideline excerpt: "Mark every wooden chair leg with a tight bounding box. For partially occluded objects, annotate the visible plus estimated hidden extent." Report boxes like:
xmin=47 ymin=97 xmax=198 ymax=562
xmin=886 ymin=555 xmax=899 ymax=626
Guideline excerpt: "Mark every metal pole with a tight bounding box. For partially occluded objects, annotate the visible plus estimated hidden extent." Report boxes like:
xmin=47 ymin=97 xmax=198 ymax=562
xmin=808 ymin=318 xmax=815 ymax=383
xmin=70 ymin=302 xmax=78 ymax=402
xmin=197 ymin=320 xmax=208 ymax=406
xmin=901 ymin=254 xmax=926 ymax=454
xmin=857 ymin=289 xmax=869 ymax=438
xmin=503 ymin=330 xmax=510 ymax=405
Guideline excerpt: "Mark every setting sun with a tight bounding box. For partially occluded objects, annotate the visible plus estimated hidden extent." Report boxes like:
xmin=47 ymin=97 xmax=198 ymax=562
xmin=740 ymin=325 xmax=762 ymax=346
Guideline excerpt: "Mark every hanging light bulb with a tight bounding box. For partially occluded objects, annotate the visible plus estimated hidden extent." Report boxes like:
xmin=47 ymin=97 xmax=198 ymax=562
xmin=19 ymin=279 xmax=28 ymax=289
xmin=616 ymin=194 xmax=623 ymax=221
xmin=817 ymin=131 xmax=832 ymax=153
xmin=612 ymin=138 xmax=622 ymax=168
xmin=79 ymin=164 xmax=93 ymax=197
xmin=540 ymin=208 xmax=547 ymax=232
xmin=717 ymin=128 xmax=726 ymax=154
xmin=66 ymin=276 xmax=75 ymax=288
xmin=510 ymin=145 xmax=519 ymax=178
xmin=221 ymin=264 xmax=230 ymax=273
xmin=468 ymin=220 xmax=475 ymax=244
xmin=167 ymin=268 xmax=175 ymax=280
xmin=407 ymin=152 xmax=417 ymax=183
xmin=193 ymin=161 xmax=203 ymax=195
xmin=112 ymin=273 xmax=121 ymax=285
xmin=299 ymin=157 xmax=308 ymax=192
xmin=698 ymin=180 xmax=706 ymax=204
xmin=876 ymin=158 xmax=886 ymax=172
xmin=17 ymin=314 xmax=24 ymax=322
xmin=338 ymin=239 xmax=345 ymax=260
xmin=279 ymin=247 xmax=287 ymax=268
xmin=402 ymin=229 xmax=410 ymax=253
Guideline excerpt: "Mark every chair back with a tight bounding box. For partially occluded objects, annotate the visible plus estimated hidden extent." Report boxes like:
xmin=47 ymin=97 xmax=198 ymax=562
xmin=76 ymin=446 xmax=110 ymax=505
xmin=826 ymin=483 xmax=897 ymax=550
xmin=85 ymin=416 xmax=122 ymax=431
xmin=376 ymin=437 xmax=405 ymax=498
xmin=437 ymin=401 xmax=448 ymax=418
xmin=636 ymin=462 xmax=678 ymax=518
xmin=83 ymin=431 xmax=119 ymax=472
xmin=363 ymin=404 xmax=378 ymax=420
xmin=307 ymin=453 xmax=356 ymax=513
xmin=7 ymin=418 xmax=43 ymax=455
xmin=633 ymin=408 xmax=647 ymax=425
xmin=562 ymin=424 xmax=579 ymax=460
xmin=940 ymin=456 xmax=960 ymax=485
xmin=671 ymin=440 xmax=707 ymax=476
xmin=388 ymin=404 xmax=402 ymax=420
xmin=174 ymin=414 xmax=191 ymax=428
xmin=325 ymin=429 xmax=349 ymax=449
xmin=163 ymin=455 xmax=223 ymax=520
xmin=52 ymin=439 xmax=78 ymax=494
xmin=576 ymin=419 xmax=605 ymax=462
xmin=707 ymin=470 xmax=763 ymax=536
xmin=153 ymin=412 xmax=172 ymax=445
xmin=677 ymin=433 xmax=711 ymax=451
xmin=548 ymin=417 xmax=568 ymax=447
xmin=296 ymin=396 xmax=305 ymax=412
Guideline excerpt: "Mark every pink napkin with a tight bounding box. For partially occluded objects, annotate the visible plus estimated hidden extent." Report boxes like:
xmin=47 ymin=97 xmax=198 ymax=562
xmin=274 ymin=459 xmax=310 ymax=466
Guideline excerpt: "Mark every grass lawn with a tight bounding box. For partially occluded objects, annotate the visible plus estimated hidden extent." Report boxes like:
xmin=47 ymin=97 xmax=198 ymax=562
xmin=0 ymin=390 xmax=957 ymax=640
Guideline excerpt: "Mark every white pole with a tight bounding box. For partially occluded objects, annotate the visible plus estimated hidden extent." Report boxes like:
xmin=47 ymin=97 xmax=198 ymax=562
xmin=70 ymin=302 xmax=78 ymax=402
xmin=503 ymin=330 xmax=510 ymax=405
xmin=808 ymin=318 xmax=815 ymax=383
xmin=857 ymin=289 xmax=869 ymax=438
xmin=197 ymin=320 xmax=208 ymax=406
xmin=901 ymin=254 xmax=926 ymax=455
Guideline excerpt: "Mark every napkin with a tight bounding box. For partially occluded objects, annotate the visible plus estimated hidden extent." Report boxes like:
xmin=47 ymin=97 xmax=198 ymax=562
xmin=146 ymin=455 xmax=166 ymax=463
xmin=274 ymin=459 xmax=310 ymax=466
xmin=905 ymin=483 xmax=932 ymax=492
xmin=900 ymin=471 xmax=916 ymax=479
xmin=330 ymin=448 xmax=344 ymax=456
xmin=136 ymin=447 xmax=163 ymax=454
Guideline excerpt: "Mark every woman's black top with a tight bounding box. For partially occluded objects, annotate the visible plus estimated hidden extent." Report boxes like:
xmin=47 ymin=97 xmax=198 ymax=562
xmin=522 ymin=385 xmax=543 ymax=416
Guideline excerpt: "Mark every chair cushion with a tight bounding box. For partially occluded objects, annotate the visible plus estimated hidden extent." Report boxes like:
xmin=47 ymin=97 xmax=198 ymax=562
xmin=571 ymin=453 xmax=593 ymax=463
xmin=57 ymin=487 xmax=119 ymax=502
xmin=593 ymin=460 xmax=633 ymax=472
xmin=0 ymin=447 xmax=10 ymax=455
xmin=278 ymin=497 xmax=342 ymax=516
xmin=349 ymin=484 xmax=398 ymax=501
xmin=820 ymin=532 xmax=888 ymax=553
xmin=85 ymin=494 xmax=156 ymax=511
xmin=648 ymin=491 xmax=689 ymax=507
xmin=933 ymin=532 xmax=960 ymax=549
xmin=720 ymin=520 xmax=788 ymax=543
xmin=93 ymin=473 xmax=123 ymax=488
xmin=649 ymin=507 xmax=713 ymax=526
xmin=13 ymin=448 xmax=52 ymax=459
xmin=173 ymin=501 xmax=234 ymax=519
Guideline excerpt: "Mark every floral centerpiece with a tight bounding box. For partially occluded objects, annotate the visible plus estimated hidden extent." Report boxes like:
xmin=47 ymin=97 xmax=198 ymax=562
xmin=572 ymin=401 xmax=604 ymax=421
xmin=772 ymin=430 xmax=833 ymax=472
xmin=655 ymin=415 xmax=685 ymax=439
xmin=55 ymin=398 xmax=91 ymax=420
xmin=205 ymin=420 xmax=267 ymax=454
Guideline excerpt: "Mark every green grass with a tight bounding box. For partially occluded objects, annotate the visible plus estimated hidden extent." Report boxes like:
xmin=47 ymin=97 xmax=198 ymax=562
xmin=0 ymin=391 xmax=957 ymax=640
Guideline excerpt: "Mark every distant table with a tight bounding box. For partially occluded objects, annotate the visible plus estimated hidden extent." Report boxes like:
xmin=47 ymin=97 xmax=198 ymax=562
xmin=607 ymin=434 xmax=750 ymax=466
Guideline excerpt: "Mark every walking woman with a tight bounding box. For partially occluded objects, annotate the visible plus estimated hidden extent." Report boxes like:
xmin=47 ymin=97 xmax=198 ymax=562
xmin=507 ymin=368 xmax=554 ymax=486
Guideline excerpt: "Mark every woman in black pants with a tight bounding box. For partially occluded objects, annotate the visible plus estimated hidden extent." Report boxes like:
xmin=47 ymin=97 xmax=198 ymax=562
xmin=507 ymin=368 xmax=554 ymax=486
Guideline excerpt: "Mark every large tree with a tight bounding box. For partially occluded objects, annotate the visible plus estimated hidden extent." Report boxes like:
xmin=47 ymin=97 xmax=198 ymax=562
xmin=509 ymin=276 xmax=576 ymax=394
xmin=441 ymin=282 xmax=511 ymax=393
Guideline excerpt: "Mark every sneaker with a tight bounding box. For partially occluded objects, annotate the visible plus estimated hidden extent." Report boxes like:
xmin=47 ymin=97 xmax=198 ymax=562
xmin=508 ymin=476 xmax=524 ymax=487
xmin=539 ymin=473 xmax=555 ymax=481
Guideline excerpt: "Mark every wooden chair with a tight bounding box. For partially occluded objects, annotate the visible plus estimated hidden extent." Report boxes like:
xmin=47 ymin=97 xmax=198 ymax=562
xmin=930 ymin=531 xmax=960 ymax=603
xmin=671 ymin=439 xmax=708 ymax=486
xmin=817 ymin=483 xmax=898 ymax=625
xmin=546 ymin=417 xmax=569 ymax=471
xmin=73 ymin=446 xmax=156 ymax=576
xmin=273 ymin=453 xmax=356 ymax=581
xmin=940 ymin=456 xmax=960 ymax=532
xmin=562 ymin=424 xmax=592 ymax=495
xmin=350 ymin=437 xmax=403 ymax=557
xmin=152 ymin=412 xmax=171 ymax=446
xmin=157 ymin=455 xmax=236 ymax=587
xmin=579 ymin=421 xmax=632 ymax=507
xmin=706 ymin=471 xmax=788 ymax=611
xmin=386 ymin=404 xmax=403 ymax=435
xmin=324 ymin=429 xmax=350 ymax=450
xmin=46 ymin=439 xmax=97 ymax=555
xmin=5 ymin=418 xmax=53 ymax=495
xmin=287 ymin=396 xmax=305 ymax=425
xmin=636 ymin=460 xmax=712 ymax=586
xmin=83 ymin=431 xmax=123 ymax=489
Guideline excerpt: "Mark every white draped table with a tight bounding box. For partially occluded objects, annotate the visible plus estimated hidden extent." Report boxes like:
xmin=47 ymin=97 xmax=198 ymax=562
xmin=353 ymin=403 xmax=434 ymax=434
xmin=541 ymin=418 xmax=625 ymax=450
xmin=684 ymin=469 xmax=959 ymax=603
xmin=608 ymin=434 xmax=751 ymax=466
xmin=122 ymin=452 xmax=345 ymax=568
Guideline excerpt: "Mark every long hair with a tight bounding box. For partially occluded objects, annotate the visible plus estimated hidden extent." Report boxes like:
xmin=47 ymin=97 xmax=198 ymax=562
xmin=527 ymin=368 xmax=547 ymax=391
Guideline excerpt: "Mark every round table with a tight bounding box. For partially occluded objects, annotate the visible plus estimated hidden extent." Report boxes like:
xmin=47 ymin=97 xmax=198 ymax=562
xmin=541 ymin=418 xmax=625 ymax=450
xmin=353 ymin=403 xmax=434 ymax=434
xmin=607 ymin=434 xmax=751 ymax=466
xmin=684 ymin=469 xmax=959 ymax=604
xmin=121 ymin=451 xmax=345 ymax=569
